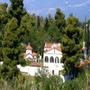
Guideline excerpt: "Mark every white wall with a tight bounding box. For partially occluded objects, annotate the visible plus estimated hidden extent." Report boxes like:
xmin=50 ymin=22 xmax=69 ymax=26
xmin=17 ymin=65 xmax=41 ymax=76
xmin=43 ymin=49 xmax=62 ymax=63
xmin=26 ymin=50 xmax=32 ymax=54
xmin=43 ymin=48 xmax=63 ymax=75
xmin=25 ymin=54 xmax=33 ymax=59
xmin=17 ymin=64 xmax=65 ymax=82
xmin=44 ymin=63 xmax=64 ymax=75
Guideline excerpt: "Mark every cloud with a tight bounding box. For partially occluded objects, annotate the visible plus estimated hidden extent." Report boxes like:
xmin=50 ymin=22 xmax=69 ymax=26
xmin=48 ymin=8 xmax=56 ymax=13
xmin=68 ymin=0 xmax=90 ymax=8
xmin=28 ymin=8 xmax=47 ymax=15
xmin=28 ymin=7 xmax=56 ymax=16
xmin=28 ymin=9 xmax=41 ymax=15
xmin=65 ymin=1 xmax=69 ymax=5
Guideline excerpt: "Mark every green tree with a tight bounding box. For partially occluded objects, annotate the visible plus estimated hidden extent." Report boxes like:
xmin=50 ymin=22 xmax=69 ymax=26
xmin=62 ymin=16 xmax=83 ymax=74
xmin=62 ymin=72 xmax=86 ymax=90
xmin=0 ymin=3 xmax=8 ymax=31
xmin=1 ymin=18 xmax=23 ymax=80
xmin=55 ymin=8 xmax=66 ymax=33
xmin=44 ymin=14 xmax=55 ymax=31
xmin=17 ymin=13 xmax=36 ymax=43
xmin=9 ymin=0 xmax=25 ymax=24
xmin=35 ymin=69 xmax=63 ymax=90
xmin=33 ymin=29 xmax=48 ymax=54
xmin=27 ymin=29 xmax=48 ymax=55
xmin=47 ymin=25 xmax=61 ymax=42
xmin=0 ymin=3 xmax=8 ymax=61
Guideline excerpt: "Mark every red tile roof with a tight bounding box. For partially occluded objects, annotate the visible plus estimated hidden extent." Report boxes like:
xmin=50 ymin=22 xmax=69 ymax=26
xmin=45 ymin=43 xmax=52 ymax=48
xmin=32 ymin=52 xmax=37 ymax=56
xmin=75 ymin=58 xmax=90 ymax=68
xmin=30 ymin=61 xmax=43 ymax=67
xmin=44 ymin=43 xmax=61 ymax=51
xmin=26 ymin=44 xmax=32 ymax=50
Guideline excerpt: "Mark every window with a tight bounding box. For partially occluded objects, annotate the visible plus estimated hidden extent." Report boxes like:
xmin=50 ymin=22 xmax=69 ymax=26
xmin=55 ymin=57 xmax=59 ymax=63
xmin=50 ymin=56 xmax=54 ymax=63
xmin=45 ymin=56 xmax=48 ymax=62
xmin=52 ymin=70 xmax=54 ymax=75
xmin=59 ymin=70 xmax=61 ymax=75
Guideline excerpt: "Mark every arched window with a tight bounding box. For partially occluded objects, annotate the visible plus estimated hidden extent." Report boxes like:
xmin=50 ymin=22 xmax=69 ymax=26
xmin=50 ymin=56 xmax=54 ymax=63
xmin=59 ymin=70 xmax=61 ymax=75
xmin=52 ymin=70 xmax=54 ymax=75
xmin=45 ymin=56 xmax=48 ymax=62
xmin=55 ymin=57 xmax=59 ymax=63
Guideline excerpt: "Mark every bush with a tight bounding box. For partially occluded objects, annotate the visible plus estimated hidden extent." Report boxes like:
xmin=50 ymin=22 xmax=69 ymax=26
xmin=62 ymin=72 xmax=87 ymax=90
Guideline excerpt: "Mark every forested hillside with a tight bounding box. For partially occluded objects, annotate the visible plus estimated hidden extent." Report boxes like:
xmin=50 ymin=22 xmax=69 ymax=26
xmin=0 ymin=0 xmax=89 ymax=90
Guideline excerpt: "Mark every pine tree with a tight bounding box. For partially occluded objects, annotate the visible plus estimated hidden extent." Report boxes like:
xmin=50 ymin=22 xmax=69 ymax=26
xmin=9 ymin=0 xmax=25 ymax=24
xmin=62 ymin=16 xmax=83 ymax=77
xmin=55 ymin=8 xmax=65 ymax=32
xmin=1 ymin=18 xmax=19 ymax=80
xmin=0 ymin=3 xmax=8 ymax=61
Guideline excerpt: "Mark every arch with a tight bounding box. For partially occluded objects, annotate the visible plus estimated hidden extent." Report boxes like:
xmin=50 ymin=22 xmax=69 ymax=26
xmin=45 ymin=56 xmax=48 ymax=62
xmin=50 ymin=56 xmax=54 ymax=63
xmin=52 ymin=70 xmax=54 ymax=75
xmin=55 ymin=57 xmax=59 ymax=63
xmin=59 ymin=70 xmax=61 ymax=75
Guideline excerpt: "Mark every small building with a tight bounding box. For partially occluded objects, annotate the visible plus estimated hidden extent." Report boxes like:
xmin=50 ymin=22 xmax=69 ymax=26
xmin=24 ymin=43 xmax=33 ymax=59
xmin=43 ymin=43 xmax=64 ymax=75
xmin=24 ymin=43 xmax=40 ymax=61
xmin=19 ymin=42 xmax=64 ymax=76
xmin=17 ymin=62 xmax=43 ymax=76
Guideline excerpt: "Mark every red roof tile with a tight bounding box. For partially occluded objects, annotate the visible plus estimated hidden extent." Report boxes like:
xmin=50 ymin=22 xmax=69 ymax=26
xmin=44 ymin=43 xmax=61 ymax=51
xmin=45 ymin=43 xmax=52 ymax=48
xmin=26 ymin=44 xmax=32 ymax=50
xmin=32 ymin=52 xmax=37 ymax=56
xmin=31 ymin=61 xmax=43 ymax=67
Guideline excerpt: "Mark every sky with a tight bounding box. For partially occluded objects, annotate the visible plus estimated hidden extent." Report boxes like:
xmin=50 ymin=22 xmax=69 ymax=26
xmin=1 ymin=0 xmax=90 ymax=21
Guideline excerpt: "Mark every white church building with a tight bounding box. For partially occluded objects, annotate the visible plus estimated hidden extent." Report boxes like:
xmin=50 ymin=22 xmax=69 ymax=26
xmin=23 ymin=43 xmax=41 ymax=61
xmin=43 ymin=43 xmax=64 ymax=75
xmin=17 ymin=42 xmax=64 ymax=77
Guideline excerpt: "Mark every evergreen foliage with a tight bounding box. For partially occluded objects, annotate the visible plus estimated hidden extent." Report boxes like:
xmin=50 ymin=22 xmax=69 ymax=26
xmin=62 ymin=16 xmax=83 ymax=74
xmin=0 ymin=0 xmax=86 ymax=88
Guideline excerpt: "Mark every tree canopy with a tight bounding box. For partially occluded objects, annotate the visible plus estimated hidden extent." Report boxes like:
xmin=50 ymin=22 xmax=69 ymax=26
xmin=0 ymin=0 xmax=84 ymax=81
